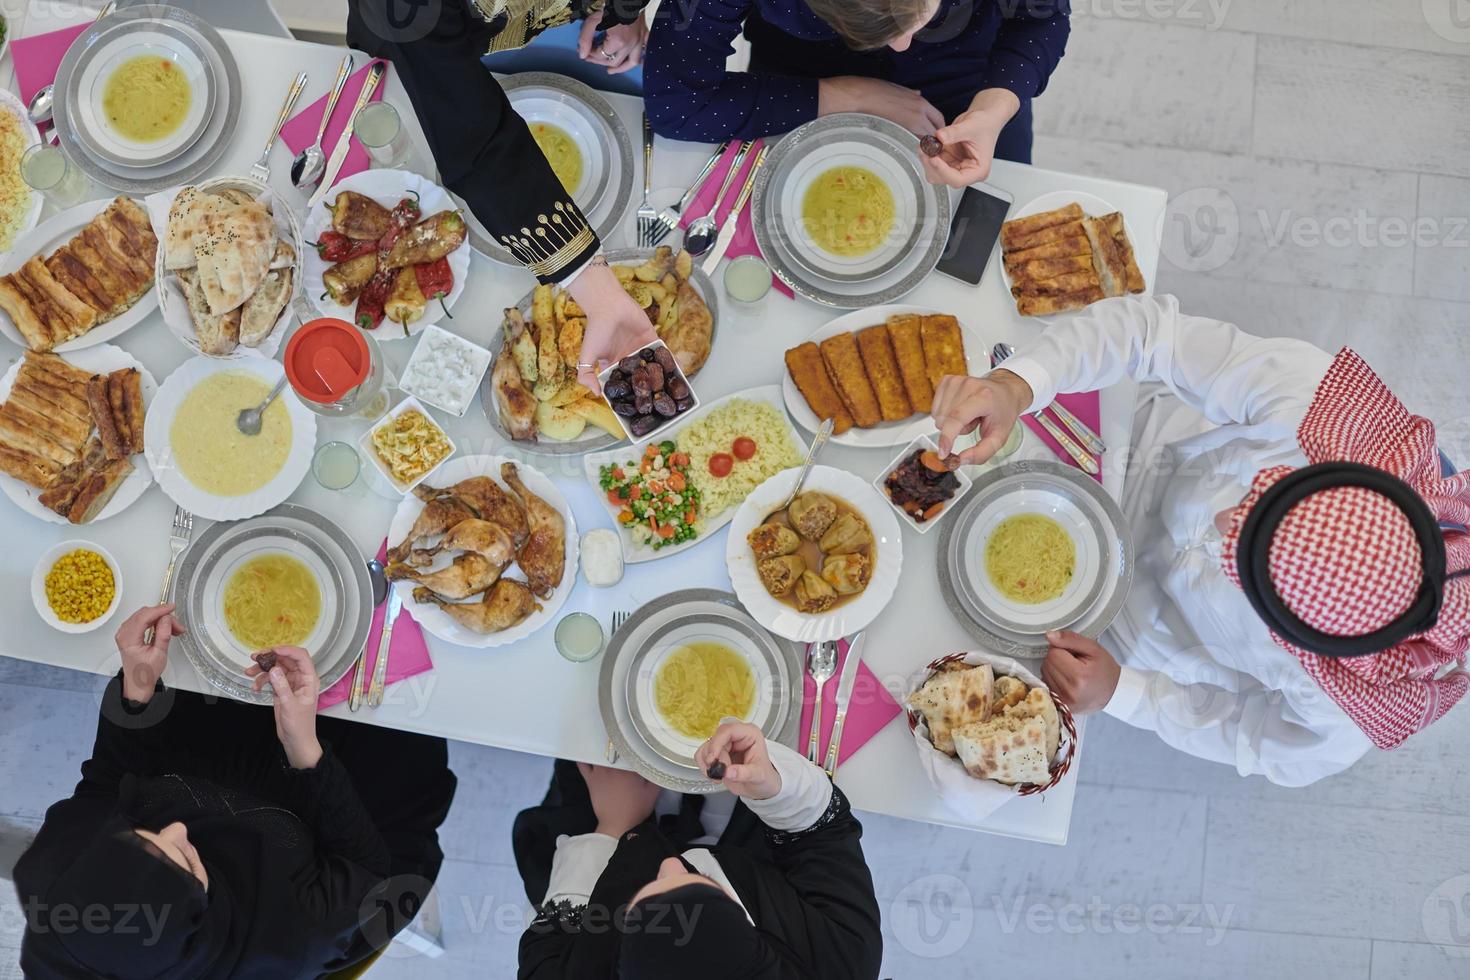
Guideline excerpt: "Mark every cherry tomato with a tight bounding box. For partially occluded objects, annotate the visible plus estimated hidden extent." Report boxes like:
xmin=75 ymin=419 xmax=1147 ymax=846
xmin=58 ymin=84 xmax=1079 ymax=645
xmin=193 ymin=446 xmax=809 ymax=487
xmin=708 ymin=453 xmax=734 ymax=478
xmin=732 ymin=437 xmax=757 ymax=461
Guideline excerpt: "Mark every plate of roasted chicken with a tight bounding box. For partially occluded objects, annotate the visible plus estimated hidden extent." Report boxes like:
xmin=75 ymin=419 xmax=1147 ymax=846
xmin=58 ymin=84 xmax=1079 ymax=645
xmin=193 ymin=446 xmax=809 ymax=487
xmin=0 ymin=197 xmax=159 ymax=353
xmin=303 ymin=169 xmax=470 ymax=338
xmin=0 ymin=346 xmax=153 ymax=524
xmin=384 ymin=455 xmax=579 ymax=647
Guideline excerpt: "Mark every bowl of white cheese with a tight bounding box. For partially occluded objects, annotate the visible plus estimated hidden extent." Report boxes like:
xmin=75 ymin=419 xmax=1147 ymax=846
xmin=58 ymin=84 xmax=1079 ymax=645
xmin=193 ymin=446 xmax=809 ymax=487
xmin=399 ymin=324 xmax=494 ymax=417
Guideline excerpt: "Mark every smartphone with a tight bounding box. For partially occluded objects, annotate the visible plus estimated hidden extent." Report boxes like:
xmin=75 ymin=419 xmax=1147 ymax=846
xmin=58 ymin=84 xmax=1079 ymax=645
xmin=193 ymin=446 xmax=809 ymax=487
xmin=936 ymin=182 xmax=1014 ymax=286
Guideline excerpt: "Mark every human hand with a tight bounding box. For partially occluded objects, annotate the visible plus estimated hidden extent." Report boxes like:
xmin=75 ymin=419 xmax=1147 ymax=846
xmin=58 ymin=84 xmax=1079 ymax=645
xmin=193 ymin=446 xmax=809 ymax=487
xmin=247 ymin=646 xmax=322 ymax=769
xmin=576 ymin=762 xmax=661 ymax=838
xmin=578 ymin=14 xmax=648 ymax=75
xmin=930 ymin=369 xmax=1032 ymax=465
xmin=695 ymin=720 xmax=782 ymax=801
xmin=115 ymin=604 xmax=186 ymax=703
xmin=818 ymin=76 xmax=944 ymax=136
xmin=1041 ymin=631 xmax=1122 ymax=714
xmin=919 ymin=88 xmax=1020 ymax=187
xmin=567 ymin=261 xmax=658 ymax=392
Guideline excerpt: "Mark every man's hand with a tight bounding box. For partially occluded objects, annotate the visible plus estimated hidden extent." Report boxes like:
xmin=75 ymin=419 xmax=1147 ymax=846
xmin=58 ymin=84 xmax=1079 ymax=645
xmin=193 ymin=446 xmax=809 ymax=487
xmin=577 ymin=14 xmax=648 ymax=76
xmin=819 ymin=76 xmax=944 ymax=136
xmin=1041 ymin=631 xmax=1122 ymax=714
xmin=577 ymin=763 xmax=661 ymax=838
xmin=930 ymin=369 xmax=1032 ymax=465
xmin=695 ymin=720 xmax=782 ymax=801
xmin=567 ymin=261 xmax=657 ymax=392
xmin=115 ymin=604 xmax=186 ymax=704
xmin=920 ymin=88 xmax=1020 ymax=187
xmin=247 ymin=646 xmax=323 ymax=769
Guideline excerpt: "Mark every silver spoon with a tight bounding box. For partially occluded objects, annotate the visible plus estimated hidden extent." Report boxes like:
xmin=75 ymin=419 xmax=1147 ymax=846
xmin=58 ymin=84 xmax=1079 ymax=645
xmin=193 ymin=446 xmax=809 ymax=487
xmin=367 ymin=559 xmax=388 ymax=606
xmin=236 ymin=377 xmax=288 ymax=436
xmin=683 ymin=141 xmax=751 ymax=256
xmin=26 ymin=1 xmax=115 ymax=126
xmin=291 ymin=54 xmax=354 ymax=190
xmin=768 ymin=416 xmax=835 ymax=520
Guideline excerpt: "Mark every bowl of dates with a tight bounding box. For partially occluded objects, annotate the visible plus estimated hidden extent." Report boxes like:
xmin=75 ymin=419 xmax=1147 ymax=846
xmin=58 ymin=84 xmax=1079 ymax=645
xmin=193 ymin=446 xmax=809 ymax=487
xmin=598 ymin=340 xmax=701 ymax=443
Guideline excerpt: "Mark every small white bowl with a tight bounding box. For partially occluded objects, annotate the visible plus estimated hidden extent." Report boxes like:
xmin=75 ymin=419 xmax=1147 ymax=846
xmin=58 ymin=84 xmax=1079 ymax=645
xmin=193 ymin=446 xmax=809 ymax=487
xmin=398 ymin=323 xmax=494 ymax=418
xmin=597 ymin=339 xmax=701 ymax=445
xmin=358 ymin=395 xmax=457 ymax=495
xmin=874 ymin=433 xmax=973 ymax=535
xmin=32 ymin=541 xmax=124 ymax=634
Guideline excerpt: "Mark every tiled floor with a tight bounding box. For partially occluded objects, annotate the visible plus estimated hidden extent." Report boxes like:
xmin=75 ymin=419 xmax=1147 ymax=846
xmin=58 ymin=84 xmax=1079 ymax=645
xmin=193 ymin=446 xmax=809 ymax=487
xmin=5 ymin=2 xmax=1470 ymax=977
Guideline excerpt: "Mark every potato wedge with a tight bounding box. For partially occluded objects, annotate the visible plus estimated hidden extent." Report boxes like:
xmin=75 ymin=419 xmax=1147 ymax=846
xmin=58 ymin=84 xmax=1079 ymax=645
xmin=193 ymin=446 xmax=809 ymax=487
xmin=557 ymin=316 xmax=585 ymax=370
xmin=612 ymin=265 xmax=636 ymax=284
xmin=535 ymin=400 xmax=587 ymax=441
xmin=564 ymin=297 xmax=585 ymax=318
xmin=547 ymin=380 xmax=596 ymax=408
xmin=537 ymin=308 xmax=561 ymax=384
xmin=564 ymin=395 xmax=625 ymax=438
xmin=674 ymin=249 xmax=692 ymax=280
xmin=532 ymin=371 xmax=566 ymax=405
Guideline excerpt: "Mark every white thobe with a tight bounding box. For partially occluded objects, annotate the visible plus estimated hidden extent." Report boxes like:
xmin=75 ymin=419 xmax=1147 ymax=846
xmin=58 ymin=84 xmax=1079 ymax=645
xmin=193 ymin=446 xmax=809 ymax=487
xmin=1002 ymin=295 xmax=1373 ymax=786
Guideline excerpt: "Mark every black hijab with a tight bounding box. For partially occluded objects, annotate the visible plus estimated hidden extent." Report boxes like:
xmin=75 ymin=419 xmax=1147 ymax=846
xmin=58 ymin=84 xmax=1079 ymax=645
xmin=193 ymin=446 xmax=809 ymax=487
xmin=619 ymin=883 xmax=785 ymax=979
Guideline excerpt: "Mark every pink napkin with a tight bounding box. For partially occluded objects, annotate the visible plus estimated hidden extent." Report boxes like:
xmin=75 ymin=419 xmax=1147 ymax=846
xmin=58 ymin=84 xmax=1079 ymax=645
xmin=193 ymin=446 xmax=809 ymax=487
xmin=680 ymin=140 xmax=793 ymax=298
xmin=280 ymin=60 xmax=391 ymax=193
xmin=797 ymin=637 xmax=902 ymax=770
xmin=318 ymin=540 xmax=432 ymax=710
xmin=1023 ymin=390 xmax=1102 ymax=483
xmin=11 ymin=24 xmax=90 ymax=129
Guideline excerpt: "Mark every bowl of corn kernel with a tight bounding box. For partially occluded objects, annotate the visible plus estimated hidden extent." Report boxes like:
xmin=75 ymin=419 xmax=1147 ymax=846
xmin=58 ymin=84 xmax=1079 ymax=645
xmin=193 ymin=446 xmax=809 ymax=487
xmin=32 ymin=542 xmax=123 ymax=633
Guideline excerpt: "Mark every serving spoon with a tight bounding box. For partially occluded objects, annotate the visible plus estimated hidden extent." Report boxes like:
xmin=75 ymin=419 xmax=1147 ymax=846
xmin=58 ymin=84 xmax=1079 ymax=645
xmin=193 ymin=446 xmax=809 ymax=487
xmin=683 ymin=141 xmax=751 ymax=256
xmin=291 ymin=54 xmax=354 ymax=190
xmin=767 ymin=416 xmax=834 ymax=520
xmin=236 ymin=377 xmax=288 ymax=436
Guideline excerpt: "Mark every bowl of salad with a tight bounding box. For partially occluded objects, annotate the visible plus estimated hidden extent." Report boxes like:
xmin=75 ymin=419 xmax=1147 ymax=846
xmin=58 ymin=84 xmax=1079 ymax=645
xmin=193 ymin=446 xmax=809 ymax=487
xmin=598 ymin=440 xmax=703 ymax=554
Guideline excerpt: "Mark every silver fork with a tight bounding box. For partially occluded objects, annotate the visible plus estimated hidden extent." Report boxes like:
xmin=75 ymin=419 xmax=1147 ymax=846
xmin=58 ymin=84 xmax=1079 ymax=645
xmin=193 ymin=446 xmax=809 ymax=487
xmin=250 ymin=71 xmax=307 ymax=185
xmin=647 ymin=141 xmax=729 ymax=248
xmin=636 ymin=115 xmax=658 ymax=247
xmin=144 ymin=506 xmax=194 ymax=644
xmin=605 ymin=610 xmax=632 ymax=763
xmin=805 ymin=641 xmax=839 ymax=763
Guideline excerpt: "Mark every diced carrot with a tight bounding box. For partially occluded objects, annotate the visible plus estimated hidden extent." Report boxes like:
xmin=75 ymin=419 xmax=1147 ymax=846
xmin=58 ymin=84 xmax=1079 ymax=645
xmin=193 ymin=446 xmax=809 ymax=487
xmin=618 ymin=509 xmax=634 ymax=523
xmin=658 ymin=524 xmax=676 ymax=539
xmin=668 ymin=471 xmax=686 ymax=492
xmin=607 ymin=489 xmax=624 ymax=505
xmin=630 ymin=485 xmax=642 ymax=501
xmin=611 ymin=467 xmax=625 ymax=480
xmin=685 ymin=508 xmax=697 ymax=524
xmin=671 ymin=452 xmax=689 ymax=467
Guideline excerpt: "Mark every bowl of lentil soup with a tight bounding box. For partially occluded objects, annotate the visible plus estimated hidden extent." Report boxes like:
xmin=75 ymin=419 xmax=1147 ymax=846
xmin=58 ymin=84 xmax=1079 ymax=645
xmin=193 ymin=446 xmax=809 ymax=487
xmin=32 ymin=541 xmax=123 ymax=633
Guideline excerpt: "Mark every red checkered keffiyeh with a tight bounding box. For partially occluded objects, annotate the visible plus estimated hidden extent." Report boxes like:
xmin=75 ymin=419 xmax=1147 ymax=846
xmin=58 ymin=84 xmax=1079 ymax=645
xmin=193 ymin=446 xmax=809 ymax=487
xmin=1221 ymin=349 xmax=1470 ymax=749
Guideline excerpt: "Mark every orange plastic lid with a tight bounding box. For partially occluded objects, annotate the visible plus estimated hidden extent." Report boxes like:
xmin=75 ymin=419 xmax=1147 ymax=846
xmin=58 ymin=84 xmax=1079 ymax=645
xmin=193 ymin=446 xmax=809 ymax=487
xmin=284 ymin=318 xmax=371 ymax=404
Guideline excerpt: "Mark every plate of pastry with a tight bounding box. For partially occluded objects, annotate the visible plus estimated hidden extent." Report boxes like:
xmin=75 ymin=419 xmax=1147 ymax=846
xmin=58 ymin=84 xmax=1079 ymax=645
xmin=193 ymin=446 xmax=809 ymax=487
xmin=0 ymin=197 xmax=159 ymax=353
xmin=999 ymin=192 xmax=1147 ymax=317
xmin=0 ymin=346 xmax=154 ymax=525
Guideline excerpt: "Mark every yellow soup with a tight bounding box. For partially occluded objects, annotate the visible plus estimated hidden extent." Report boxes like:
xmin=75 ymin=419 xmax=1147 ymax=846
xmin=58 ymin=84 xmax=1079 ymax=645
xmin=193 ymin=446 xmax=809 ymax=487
xmin=985 ymin=513 xmax=1076 ymax=604
xmin=801 ymin=165 xmax=895 ymax=257
xmin=103 ymin=56 xmax=192 ymax=143
xmin=223 ymin=553 xmax=322 ymax=650
xmin=654 ymin=641 xmax=756 ymax=740
xmin=171 ymin=372 xmax=292 ymax=496
xmin=530 ymin=123 xmax=583 ymax=194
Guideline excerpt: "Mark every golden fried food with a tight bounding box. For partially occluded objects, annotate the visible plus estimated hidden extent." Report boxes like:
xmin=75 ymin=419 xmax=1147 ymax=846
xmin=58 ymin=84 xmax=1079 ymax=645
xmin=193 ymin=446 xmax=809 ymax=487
xmin=999 ymin=204 xmax=1083 ymax=251
xmin=784 ymin=342 xmax=853 ymax=434
xmin=919 ymin=315 xmax=967 ymax=391
xmin=1002 ymin=204 xmax=1144 ymax=316
xmin=502 ymin=461 xmax=565 ymax=599
xmin=855 ymin=324 xmax=912 ymax=422
xmin=885 ymin=314 xmax=933 ymax=416
xmin=819 ymin=332 xmax=882 ymax=429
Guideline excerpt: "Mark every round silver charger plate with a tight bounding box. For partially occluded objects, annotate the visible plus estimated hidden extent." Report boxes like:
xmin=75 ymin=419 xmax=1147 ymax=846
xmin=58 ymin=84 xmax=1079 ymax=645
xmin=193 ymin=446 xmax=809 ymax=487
xmin=752 ymin=113 xmax=951 ymax=309
xmin=461 ymin=72 xmax=634 ymax=265
xmin=478 ymin=246 xmax=719 ymax=456
xmin=54 ymin=3 xmax=242 ymax=193
xmin=938 ymin=460 xmax=1134 ymax=657
xmin=599 ymin=589 xmax=801 ymax=793
xmin=169 ymin=504 xmax=372 ymax=704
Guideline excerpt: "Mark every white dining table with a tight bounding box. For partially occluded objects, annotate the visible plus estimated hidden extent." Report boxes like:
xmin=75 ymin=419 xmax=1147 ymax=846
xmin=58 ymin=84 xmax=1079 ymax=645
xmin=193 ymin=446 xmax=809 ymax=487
xmin=0 ymin=6 xmax=1167 ymax=845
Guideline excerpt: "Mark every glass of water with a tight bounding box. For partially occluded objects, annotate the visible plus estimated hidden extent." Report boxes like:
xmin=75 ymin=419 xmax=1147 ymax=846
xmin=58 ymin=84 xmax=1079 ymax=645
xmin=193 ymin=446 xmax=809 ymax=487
xmin=313 ymin=441 xmax=361 ymax=491
xmin=21 ymin=144 xmax=91 ymax=208
xmin=723 ymin=255 xmax=773 ymax=313
xmin=355 ymin=102 xmax=412 ymax=170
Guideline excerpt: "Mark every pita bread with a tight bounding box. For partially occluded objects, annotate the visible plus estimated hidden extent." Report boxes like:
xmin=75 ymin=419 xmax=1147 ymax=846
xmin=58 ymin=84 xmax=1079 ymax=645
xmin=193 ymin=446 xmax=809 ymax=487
xmin=952 ymin=714 xmax=1051 ymax=785
xmin=1004 ymin=686 xmax=1060 ymax=759
xmin=907 ymin=664 xmax=994 ymax=756
xmin=992 ymin=676 xmax=1027 ymax=714
xmin=164 ymin=187 xmax=234 ymax=270
xmin=238 ymin=267 xmax=291 ymax=347
xmin=178 ymin=269 xmax=240 ymax=355
xmin=193 ymin=203 xmax=275 ymax=314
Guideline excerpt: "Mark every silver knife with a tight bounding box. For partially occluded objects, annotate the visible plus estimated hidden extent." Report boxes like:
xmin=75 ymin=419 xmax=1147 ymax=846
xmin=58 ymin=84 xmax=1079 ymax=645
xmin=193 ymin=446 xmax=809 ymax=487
xmin=1033 ymin=411 xmax=1100 ymax=475
xmin=366 ymin=586 xmax=402 ymax=708
xmin=307 ymin=61 xmax=386 ymax=209
xmin=822 ymin=631 xmax=867 ymax=778
xmin=1047 ymin=401 xmax=1107 ymax=455
xmin=701 ymin=144 xmax=768 ymax=275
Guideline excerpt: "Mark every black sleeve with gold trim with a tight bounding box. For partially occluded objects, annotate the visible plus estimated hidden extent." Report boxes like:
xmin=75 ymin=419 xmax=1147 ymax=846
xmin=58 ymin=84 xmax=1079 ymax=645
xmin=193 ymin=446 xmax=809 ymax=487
xmin=346 ymin=0 xmax=601 ymax=284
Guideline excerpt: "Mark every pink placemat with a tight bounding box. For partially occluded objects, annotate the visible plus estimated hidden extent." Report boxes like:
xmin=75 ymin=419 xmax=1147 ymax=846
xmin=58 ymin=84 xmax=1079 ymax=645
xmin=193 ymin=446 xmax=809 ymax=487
xmin=1023 ymin=390 xmax=1102 ymax=483
xmin=797 ymin=637 xmax=902 ymax=770
xmin=280 ymin=60 xmax=391 ymax=193
xmin=319 ymin=540 xmax=432 ymax=710
xmin=11 ymin=23 xmax=89 ymax=122
xmin=680 ymin=140 xmax=793 ymax=298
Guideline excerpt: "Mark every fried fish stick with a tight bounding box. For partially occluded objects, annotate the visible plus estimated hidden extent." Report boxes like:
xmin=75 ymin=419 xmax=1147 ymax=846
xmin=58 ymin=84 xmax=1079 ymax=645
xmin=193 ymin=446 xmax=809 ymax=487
xmin=819 ymin=333 xmax=882 ymax=429
xmin=919 ymin=315 xmax=968 ymax=391
xmin=785 ymin=342 xmax=853 ymax=434
xmin=886 ymin=314 xmax=933 ymax=415
xmin=1003 ymin=219 xmax=1085 ymax=254
xmin=856 ymin=325 xmax=912 ymax=422
xmin=1010 ymin=270 xmax=1100 ymax=296
xmin=1000 ymin=204 xmax=1084 ymax=250
xmin=1017 ymin=287 xmax=1106 ymax=316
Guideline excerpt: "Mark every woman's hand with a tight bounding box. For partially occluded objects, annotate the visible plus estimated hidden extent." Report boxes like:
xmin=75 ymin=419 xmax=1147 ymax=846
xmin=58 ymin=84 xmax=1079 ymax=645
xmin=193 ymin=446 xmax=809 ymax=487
xmin=567 ymin=260 xmax=658 ymax=392
xmin=578 ymin=13 xmax=648 ymax=75
xmin=115 ymin=604 xmax=186 ymax=704
xmin=819 ymin=76 xmax=944 ymax=136
xmin=695 ymin=720 xmax=782 ymax=801
xmin=920 ymin=88 xmax=1021 ymax=187
xmin=247 ymin=646 xmax=323 ymax=769
xmin=1041 ymin=631 xmax=1122 ymax=714
xmin=930 ymin=369 xmax=1033 ymax=465
xmin=577 ymin=762 xmax=661 ymax=838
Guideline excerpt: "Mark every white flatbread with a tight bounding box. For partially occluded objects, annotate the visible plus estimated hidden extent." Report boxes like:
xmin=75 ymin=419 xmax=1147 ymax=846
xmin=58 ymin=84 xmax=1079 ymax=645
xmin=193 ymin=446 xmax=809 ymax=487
xmin=194 ymin=203 xmax=275 ymax=315
xmin=164 ymin=187 xmax=234 ymax=271
xmin=907 ymin=663 xmax=994 ymax=756
xmin=953 ymin=714 xmax=1050 ymax=785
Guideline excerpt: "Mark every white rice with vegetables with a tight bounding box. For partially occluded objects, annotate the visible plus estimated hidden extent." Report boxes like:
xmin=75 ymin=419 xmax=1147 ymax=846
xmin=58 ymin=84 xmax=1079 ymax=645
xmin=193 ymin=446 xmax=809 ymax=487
xmin=682 ymin=400 xmax=802 ymax=519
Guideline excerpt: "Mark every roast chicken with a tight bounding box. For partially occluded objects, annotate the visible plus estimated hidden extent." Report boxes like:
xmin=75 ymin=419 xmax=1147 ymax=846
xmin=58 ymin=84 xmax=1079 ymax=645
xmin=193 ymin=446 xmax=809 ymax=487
xmin=413 ymin=580 xmax=540 ymax=633
xmin=387 ymin=496 xmax=475 ymax=564
xmin=415 ymin=476 xmax=529 ymax=548
xmin=386 ymin=552 xmax=505 ymax=600
xmin=500 ymin=461 xmax=564 ymax=598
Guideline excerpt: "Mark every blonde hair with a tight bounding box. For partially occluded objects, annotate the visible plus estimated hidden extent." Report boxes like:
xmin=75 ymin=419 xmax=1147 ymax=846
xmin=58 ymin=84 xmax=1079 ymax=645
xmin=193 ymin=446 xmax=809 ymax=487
xmin=806 ymin=0 xmax=936 ymax=50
